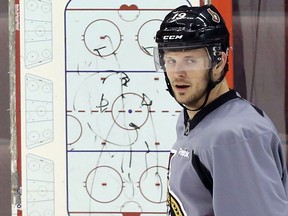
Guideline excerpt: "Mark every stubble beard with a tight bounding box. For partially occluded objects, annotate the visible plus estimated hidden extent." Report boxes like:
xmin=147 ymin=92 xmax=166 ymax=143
xmin=174 ymin=81 xmax=209 ymax=109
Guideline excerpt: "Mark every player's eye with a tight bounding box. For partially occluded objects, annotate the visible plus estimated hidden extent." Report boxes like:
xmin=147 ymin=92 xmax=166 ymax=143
xmin=185 ymin=58 xmax=199 ymax=64
xmin=164 ymin=58 xmax=176 ymax=65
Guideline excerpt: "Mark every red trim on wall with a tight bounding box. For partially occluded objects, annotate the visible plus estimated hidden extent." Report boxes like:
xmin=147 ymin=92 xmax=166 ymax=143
xmin=212 ymin=0 xmax=234 ymax=88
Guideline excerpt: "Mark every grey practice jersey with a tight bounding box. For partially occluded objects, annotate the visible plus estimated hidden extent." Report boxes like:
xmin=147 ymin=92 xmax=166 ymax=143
xmin=167 ymin=90 xmax=288 ymax=216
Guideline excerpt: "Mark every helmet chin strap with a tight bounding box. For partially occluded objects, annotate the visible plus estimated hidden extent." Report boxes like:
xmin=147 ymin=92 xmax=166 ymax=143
xmin=182 ymin=79 xmax=216 ymax=112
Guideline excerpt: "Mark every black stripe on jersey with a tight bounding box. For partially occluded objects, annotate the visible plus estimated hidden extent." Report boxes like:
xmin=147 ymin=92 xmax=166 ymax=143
xmin=192 ymin=150 xmax=213 ymax=196
xmin=250 ymin=104 xmax=264 ymax=117
xmin=239 ymin=97 xmax=265 ymax=117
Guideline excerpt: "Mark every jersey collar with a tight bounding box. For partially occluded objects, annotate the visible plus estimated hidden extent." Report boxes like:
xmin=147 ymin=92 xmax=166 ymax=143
xmin=184 ymin=89 xmax=239 ymax=135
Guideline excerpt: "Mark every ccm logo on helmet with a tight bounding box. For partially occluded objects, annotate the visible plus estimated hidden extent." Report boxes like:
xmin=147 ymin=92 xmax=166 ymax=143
xmin=163 ymin=35 xmax=183 ymax=40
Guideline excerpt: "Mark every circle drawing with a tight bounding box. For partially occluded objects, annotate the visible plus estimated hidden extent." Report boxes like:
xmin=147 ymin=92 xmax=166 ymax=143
xmin=26 ymin=0 xmax=38 ymax=11
xmin=27 ymin=79 xmax=39 ymax=91
xmin=111 ymin=93 xmax=150 ymax=130
xmin=139 ymin=166 xmax=167 ymax=203
xmin=28 ymin=131 xmax=40 ymax=143
xmin=85 ymin=166 xmax=123 ymax=203
xmin=67 ymin=115 xmax=82 ymax=145
xmin=83 ymin=19 xmax=122 ymax=57
xmin=28 ymin=159 xmax=40 ymax=171
xmin=41 ymin=3 xmax=51 ymax=13
xmin=26 ymin=51 xmax=39 ymax=63
xmin=137 ymin=19 xmax=162 ymax=56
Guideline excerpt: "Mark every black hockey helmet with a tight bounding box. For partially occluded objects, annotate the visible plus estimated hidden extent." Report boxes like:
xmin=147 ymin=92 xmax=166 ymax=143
xmin=154 ymin=4 xmax=230 ymax=73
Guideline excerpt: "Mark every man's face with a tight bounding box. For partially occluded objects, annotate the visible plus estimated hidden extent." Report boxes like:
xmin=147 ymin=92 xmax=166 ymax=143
xmin=163 ymin=48 xmax=211 ymax=109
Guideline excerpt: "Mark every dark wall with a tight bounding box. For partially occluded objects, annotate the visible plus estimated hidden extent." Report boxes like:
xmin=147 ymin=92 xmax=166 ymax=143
xmin=0 ymin=1 xmax=11 ymax=216
xmin=0 ymin=0 xmax=10 ymax=139
xmin=233 ymin=0 xmax=286 ymax=135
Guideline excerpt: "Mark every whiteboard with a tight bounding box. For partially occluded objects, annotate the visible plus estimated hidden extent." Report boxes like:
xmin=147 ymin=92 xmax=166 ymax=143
xmin=13 ymin=0 xmax=209 ymax=215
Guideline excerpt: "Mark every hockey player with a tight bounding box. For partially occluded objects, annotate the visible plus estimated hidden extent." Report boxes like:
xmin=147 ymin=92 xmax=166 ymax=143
xmin=154 ymin=4 xmax=288 ymax=216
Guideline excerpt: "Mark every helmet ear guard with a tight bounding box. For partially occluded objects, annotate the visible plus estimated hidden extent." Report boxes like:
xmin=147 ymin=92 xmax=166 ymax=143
xmin=206 ymin=44 xmax=222 ymax=66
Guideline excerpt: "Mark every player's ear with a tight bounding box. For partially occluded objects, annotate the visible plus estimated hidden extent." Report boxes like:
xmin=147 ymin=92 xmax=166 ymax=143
xmin=216 ymin=52 xmax=227 ymax=71
xmin=212 ymin=52 xmax=227 ymax=81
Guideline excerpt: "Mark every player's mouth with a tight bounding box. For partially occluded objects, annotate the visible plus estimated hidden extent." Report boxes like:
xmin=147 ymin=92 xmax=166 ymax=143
xmin=174 ymin=84 xmax=190 ymax=93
